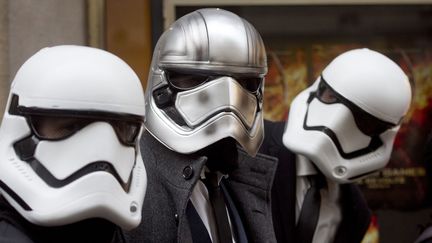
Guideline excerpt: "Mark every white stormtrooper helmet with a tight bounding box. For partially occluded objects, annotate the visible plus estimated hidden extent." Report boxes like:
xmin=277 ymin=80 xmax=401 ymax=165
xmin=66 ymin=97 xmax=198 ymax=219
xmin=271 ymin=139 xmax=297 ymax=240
xmin=283 ymin=48 xmax=412 ymax=183
xmin=144 ymin=8 xmax=267 ymax=156
xmin=0 ymin=45 xmax=147 ymax=230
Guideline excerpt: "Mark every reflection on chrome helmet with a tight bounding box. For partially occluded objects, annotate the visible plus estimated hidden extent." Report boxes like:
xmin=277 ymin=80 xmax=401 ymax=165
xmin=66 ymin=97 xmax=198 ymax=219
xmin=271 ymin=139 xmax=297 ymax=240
xmin=145 ymin=8 xmax=267 ymax=156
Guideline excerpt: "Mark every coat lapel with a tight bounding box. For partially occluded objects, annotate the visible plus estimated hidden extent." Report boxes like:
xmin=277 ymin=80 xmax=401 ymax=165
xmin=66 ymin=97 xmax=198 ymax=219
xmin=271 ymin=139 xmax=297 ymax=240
xmin=271 ymin=147 xmax=297 ymax=243
xmin=186 ymin=200 xmax=213 ymax=243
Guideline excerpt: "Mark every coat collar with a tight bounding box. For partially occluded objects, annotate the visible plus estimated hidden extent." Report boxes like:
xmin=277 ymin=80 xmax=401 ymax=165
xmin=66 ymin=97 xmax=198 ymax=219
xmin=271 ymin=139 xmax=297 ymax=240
xmin=140 ymin=131 xmax=278 ymax=191
xmin=140 ymin=131 xmax=207 ymax=191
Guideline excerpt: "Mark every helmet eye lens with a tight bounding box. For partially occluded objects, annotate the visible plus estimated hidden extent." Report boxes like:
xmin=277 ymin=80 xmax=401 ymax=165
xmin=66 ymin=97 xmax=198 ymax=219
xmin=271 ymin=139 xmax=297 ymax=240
xmin=30 ymin=116 xmax=90 ymax=140
xmin=165 ymin=69 xmax=262 ymax=93
xmin=354 ymin=113 xmax=394 ymax=136
xmin=317 ymin=80 xmax=338 ymax=103
xmin=166 ymin=70 xmax=209 ymax=90
xmin=110 ymin=120 xmax=141 ymax=145
xmin=315 ymin=77 xmax=396 ymax=136
xmin=29 ymin=115 xmax=141 ymax=146
xmin=236 ymin=77 xmax=262 ymax=93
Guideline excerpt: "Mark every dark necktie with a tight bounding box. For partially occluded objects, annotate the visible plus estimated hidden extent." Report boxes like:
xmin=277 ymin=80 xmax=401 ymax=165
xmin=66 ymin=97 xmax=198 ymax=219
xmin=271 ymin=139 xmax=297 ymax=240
xmin=203 ymin=171 xmax=232 ymax=243
xmin=295 ymin=174 xmax=325 ymax=243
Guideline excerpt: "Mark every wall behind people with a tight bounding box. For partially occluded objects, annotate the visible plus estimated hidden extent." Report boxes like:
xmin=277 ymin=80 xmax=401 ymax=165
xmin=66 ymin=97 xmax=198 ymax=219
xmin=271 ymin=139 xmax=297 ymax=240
xmin=0 ymin=0 xmax=8 ymax=117
xmin=8 ymin=0 xmax=87 ymax=75
xmin=105 ymin=0 xmax=152 ymax=88
xmin=0 ymin=0 xmax=87 ymax=118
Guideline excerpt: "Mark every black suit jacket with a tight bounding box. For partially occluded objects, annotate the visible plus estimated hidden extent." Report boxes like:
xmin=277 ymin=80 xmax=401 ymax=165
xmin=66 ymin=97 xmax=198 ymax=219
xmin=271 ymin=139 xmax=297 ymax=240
xmin=0 ymin=196 xmax=125 ymax=243
xmin=259 ymin=120 xmax=371 ymax=243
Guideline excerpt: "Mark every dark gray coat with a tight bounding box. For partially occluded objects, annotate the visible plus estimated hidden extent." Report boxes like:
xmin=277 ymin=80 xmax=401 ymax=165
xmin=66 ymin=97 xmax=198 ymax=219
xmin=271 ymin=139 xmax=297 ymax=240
xmin=0 ymin=200 xmax=125 ymax=243
xmin=125 ymin=132 xmax=278 ymax=243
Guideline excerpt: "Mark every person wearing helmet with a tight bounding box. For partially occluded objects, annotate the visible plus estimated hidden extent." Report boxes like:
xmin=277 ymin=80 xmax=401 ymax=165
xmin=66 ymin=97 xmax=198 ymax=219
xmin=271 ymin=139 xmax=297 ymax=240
xmin=0 ymin=45 xmax=147 ymax=242
xmin=259 ymin=48 xmax=412 ymax=243
xmin=125 ymin=8 xmax=277 ymax=243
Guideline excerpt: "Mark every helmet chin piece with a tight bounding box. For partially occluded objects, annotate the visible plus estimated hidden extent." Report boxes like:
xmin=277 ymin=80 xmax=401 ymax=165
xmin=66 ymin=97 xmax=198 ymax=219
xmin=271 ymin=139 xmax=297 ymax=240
xmin=1 ymin=169 xmax=145 ymax=230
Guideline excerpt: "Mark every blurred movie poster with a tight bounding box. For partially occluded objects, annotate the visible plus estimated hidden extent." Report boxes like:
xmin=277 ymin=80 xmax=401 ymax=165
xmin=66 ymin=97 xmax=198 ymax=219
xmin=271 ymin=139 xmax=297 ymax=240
xmin=264 ymin=43 xmax=363 ymax=122
xmin=263 ymin=43 xmax=432 ymax=210
xmin=361 ymin=215 xmax=380 ymax=243
xmin=264 ymin=48 xmax=308 ymax=121
xmin=357 ymin=47 xmax=432 ymax=210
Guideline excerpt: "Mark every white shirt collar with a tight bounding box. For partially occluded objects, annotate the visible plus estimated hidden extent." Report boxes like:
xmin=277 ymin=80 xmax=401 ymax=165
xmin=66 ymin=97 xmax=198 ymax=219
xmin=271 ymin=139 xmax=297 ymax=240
xmin=191 ymin=166 xmax=235 ymax=243
xmin=200 ymin=166 xmax=228 ymax=185
xmin=296 ymin=154 xmax=318 ymax=176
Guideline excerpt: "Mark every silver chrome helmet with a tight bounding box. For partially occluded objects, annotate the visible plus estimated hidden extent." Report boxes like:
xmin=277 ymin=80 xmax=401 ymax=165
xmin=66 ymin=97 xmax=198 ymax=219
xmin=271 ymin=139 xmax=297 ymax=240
xmin=283 ymin=48 xmax=412 ymax=183
xmin=0 ymin=45 xmax=147 ymax=229
xmin=144 ymin=8 xmax=267 ymax=156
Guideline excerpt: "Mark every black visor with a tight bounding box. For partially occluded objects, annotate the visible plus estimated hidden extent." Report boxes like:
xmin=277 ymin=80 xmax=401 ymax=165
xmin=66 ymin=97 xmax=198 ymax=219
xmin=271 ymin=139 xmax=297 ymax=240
xmin=315 ymin=77 xmax=396 ymax=136
xmin=164 ymin=69 xmax=262 ymax=93
xmin=9 ymin=95 xmax=142 ymax=146
xmin=29 ymin=115 xmax=141 ymax=146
